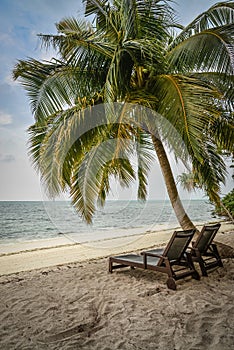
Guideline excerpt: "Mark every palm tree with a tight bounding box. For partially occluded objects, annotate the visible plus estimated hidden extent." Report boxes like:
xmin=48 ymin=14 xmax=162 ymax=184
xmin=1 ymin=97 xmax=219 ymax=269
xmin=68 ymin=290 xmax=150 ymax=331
xmin=177 ymin=173 xmax=197 ymax=193
xmin=13 ymin=0 xmax=234 ymax=229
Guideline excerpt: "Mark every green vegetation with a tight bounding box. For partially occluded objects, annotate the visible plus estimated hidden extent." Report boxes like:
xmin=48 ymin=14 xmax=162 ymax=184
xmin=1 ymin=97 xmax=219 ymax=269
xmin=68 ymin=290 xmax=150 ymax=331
xmin=216 ymin=189 xmax=234 ymax=218
xmin=222 ymin=189 xmax=234 ymax=216
xmin=13 ymin=1 xmax=234 ymax=228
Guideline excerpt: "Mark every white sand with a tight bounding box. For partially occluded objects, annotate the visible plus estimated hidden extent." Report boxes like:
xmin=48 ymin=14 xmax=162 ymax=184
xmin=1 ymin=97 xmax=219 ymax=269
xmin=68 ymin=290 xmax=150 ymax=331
xmin=0 ymin=222 xmax=233 ymax=349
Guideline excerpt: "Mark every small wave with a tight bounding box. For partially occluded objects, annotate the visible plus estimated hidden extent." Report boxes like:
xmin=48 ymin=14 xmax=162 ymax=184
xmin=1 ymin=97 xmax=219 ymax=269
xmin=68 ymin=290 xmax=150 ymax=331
xmin=0 ymin=200 xmax=216 ymax=244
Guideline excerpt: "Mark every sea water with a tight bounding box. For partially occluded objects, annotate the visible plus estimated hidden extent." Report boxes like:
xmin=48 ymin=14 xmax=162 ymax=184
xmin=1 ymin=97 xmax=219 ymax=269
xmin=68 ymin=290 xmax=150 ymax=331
xmin=0 ymin=200 xmax=218 ymax=246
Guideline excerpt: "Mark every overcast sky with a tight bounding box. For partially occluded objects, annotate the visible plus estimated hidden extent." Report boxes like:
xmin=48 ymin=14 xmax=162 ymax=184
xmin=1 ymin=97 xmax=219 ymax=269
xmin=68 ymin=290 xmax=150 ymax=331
xmin=0 ymin=0 xmax=232 ymax=201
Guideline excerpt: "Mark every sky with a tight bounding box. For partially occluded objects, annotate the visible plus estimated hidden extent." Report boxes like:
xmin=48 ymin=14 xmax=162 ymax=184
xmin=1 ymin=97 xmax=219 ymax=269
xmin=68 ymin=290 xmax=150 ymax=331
xmin=0 ymin=0 xmax=233 ymax=201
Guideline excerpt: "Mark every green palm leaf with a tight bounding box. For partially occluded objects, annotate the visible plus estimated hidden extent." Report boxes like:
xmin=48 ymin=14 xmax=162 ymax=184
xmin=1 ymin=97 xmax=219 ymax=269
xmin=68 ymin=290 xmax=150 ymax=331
xmin=169 ymin=24 xmax=234 ymax=75
xmin=150 ymin=74 xmax=223 ymax=161
xmin=70 ymin=138 xmax=136 ymax=223
xmin=172 ymin=2 xmax=234 ymax=44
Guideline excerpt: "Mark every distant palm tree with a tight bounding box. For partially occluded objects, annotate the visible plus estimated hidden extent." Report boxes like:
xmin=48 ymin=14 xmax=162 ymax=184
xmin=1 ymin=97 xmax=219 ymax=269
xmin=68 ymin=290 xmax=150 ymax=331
xmin=13 ymin=0 xmax=234 ymax=229
xmin=177 ymin=173 xmax=197 ymax=193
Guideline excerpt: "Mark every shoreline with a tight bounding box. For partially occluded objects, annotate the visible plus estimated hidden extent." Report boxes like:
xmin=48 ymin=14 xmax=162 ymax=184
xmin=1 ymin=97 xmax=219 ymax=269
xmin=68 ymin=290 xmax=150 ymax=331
xmin=0 ymin=219 xmax=226 ymax=256
xmin=0 ymin=222 xmax=183 ymax=256
xmin=0 ymin=221 xmax=233 ymax=276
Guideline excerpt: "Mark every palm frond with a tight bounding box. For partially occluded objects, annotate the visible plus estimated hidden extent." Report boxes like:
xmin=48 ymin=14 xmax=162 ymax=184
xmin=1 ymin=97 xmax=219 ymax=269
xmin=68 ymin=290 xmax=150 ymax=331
xmin=32 ymin=103 xmax=106 ymax=195
xmin=13 ymin=59 xmax=70 ymax=120
xmin=169 ymin=24 xmax=234 ymax=75
xmin=70 ymin=137 xmax=135 ymax=223
xmin=192 ymin=142 xmax=227 ymax=205
xmin=211 ymin=115 xmax=234 ymax=152
xmin=149 ymin=74 xmax=223 ymax=162
xmin=83 ymin=0 xmax=108 ymax=16
xmin=135 ymin=130 xmax=154 ymax=200
xmin=27 ymin=122 xmax=48 ymax=171
xmin=172 ymin=2 xmax=234 ymax=45
xmin=177 ymin=172 xmax=197 ymax=192
xmin=191 ymin=72 xmax=234 ymax=110
xmin=13 ymin=57 xmax=107 ymax=121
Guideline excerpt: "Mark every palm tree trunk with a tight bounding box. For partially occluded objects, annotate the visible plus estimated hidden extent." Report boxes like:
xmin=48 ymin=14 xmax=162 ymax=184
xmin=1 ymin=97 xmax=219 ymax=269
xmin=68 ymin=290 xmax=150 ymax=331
xmin=151 ymin=133 xmax=196 ymax=230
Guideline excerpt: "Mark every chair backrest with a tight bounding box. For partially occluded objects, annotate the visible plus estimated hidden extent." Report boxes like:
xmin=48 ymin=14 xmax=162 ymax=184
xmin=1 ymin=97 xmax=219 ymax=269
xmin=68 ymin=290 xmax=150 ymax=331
xmin=159 ymin=229 xmax=196 ymax=265
xmin=193 ymin=223 xmax=221 ymax=254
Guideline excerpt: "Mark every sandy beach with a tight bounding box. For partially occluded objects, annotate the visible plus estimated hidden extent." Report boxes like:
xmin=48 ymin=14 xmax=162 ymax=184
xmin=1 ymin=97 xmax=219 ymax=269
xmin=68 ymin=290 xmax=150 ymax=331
xmin=0 ymin=222 xmax=233 ymax=349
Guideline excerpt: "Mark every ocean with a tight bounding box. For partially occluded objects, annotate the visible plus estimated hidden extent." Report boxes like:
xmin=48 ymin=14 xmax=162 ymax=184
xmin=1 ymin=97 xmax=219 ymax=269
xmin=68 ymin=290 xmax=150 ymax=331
xmin=0 ymin=200 xmax=218 ymax=246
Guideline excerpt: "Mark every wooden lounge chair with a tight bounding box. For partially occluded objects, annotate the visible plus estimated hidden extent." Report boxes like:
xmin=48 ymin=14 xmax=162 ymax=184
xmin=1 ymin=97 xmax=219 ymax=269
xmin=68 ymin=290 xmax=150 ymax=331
xmin=109 ymin=229 xmax=200 ymax=290
xmin=188 ymin=223 xmax=223 ymax=276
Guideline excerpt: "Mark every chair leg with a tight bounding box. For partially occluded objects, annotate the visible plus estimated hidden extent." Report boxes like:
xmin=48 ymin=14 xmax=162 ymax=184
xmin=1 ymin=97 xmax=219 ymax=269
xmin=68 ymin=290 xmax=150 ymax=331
xmin=186 ymin=252 xmax=200 ymax=280
xmin=193 ymin=251 xmax=208 ymax=276
xmin=109 ymin=259 xmax=113 ymax=273
xmin=166 ymin=277 xmax=176 ymax=290
xmin=199 ymin=261 xmax=208 ymax=277
xmin=212 ymin=245 xmax=224 ymax=267
xmin=192 ymin=270 xmax=200 ymax=280
xmin=218 ymin=260 xmax=224 ymax=267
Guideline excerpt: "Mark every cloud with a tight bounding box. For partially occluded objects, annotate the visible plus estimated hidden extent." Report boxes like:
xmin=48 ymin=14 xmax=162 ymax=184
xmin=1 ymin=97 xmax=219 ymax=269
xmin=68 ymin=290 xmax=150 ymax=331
xmin=0 ymin=154 xmax=15 ymax=162
xmin=0 ymin=32 xmax=14 ymax=46
xmin=0 ymin=111 xmax=12 ymax=125
xmin=4 ymin=74 xmax=17 ymax=87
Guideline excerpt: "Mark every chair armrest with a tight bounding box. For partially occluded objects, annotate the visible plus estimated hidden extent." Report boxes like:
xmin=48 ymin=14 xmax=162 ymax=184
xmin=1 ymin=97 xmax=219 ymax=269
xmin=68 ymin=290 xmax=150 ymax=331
xmin=142 ymin=252 xmax=166 ymax=269
xmin=187 ymin=246 xmax=197 ymax=253
xmin=187 ymin=246 xmax=201 ymax=258
xmin=142 ymin=252 xmax=168 ymax=260
xmin=185 ymin=251 xmax=193 ymax=259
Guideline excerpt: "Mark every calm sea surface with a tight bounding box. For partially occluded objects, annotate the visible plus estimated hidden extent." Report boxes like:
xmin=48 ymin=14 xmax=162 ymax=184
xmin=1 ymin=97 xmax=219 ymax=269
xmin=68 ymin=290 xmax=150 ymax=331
xmin=0 ymin=200 xmax=218 ymax=245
